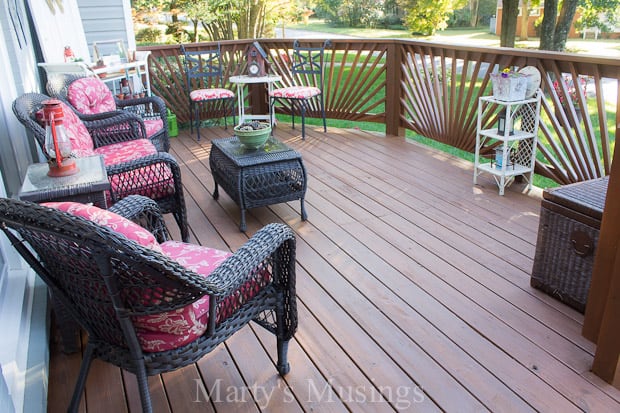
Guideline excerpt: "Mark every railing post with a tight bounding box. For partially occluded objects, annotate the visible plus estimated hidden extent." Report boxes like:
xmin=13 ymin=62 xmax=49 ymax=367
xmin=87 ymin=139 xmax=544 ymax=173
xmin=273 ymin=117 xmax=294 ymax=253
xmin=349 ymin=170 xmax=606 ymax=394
xmin=583 ymin=130 xmax=620 ymax=388
xmin=385 ymin=42 xmax=404 ymax=137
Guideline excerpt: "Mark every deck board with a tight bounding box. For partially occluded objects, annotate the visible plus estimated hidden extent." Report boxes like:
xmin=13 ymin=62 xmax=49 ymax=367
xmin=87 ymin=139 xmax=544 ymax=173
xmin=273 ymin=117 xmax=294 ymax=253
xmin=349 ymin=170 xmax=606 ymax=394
xmin=46 ymin=125 xmax=620 ymax=412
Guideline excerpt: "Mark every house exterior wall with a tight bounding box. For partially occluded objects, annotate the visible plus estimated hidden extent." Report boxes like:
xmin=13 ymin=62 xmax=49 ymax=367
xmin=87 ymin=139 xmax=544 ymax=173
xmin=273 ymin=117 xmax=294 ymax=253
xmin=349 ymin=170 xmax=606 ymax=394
xmin=495 ymin=6 xmax=581 ymax=38
xmin=78 ymin=0 xmax=136 ymax=61
xmin=0 ymin=1 xmax=49 ymax=410
xmin=0 ymin=1 xmax=135 ymax=412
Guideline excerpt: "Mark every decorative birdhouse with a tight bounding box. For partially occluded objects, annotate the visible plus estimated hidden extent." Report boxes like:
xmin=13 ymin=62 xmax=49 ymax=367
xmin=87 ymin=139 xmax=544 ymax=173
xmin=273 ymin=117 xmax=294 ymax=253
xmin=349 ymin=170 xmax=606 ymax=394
xmin=245 ymin=42 xmax=268 ymax=77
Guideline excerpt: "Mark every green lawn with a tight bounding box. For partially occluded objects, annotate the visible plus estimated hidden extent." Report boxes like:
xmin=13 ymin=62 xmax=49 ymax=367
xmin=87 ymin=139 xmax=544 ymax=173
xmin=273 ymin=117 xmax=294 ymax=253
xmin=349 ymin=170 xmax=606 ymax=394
xmin=286 ymin=20 xmax=620 ymax=57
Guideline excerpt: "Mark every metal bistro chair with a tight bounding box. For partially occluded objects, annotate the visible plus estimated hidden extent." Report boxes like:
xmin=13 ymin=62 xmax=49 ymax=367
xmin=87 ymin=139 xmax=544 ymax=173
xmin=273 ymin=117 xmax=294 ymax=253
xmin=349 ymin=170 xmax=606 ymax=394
xmin=0 ymin=195 xmax=297 ymax=413
xmin=180 ymin=43 xmax=236 ymax=140
xmin=270 ymin=40 xmax=331 ymax=139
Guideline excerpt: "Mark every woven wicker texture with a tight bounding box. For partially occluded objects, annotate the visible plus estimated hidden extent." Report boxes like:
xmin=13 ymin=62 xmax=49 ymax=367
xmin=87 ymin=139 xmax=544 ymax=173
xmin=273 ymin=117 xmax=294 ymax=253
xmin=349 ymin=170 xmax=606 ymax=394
xmin=12 ymin=92 xmax=188 ymax=242
xmin=46 ymin=73 xmax=170 ymax=152
xmin=0 ymin=195 xmax=297 ymax=413
xmin=543 ymin=176 xmax=608 ymax=220
xmin=531 ymin=177 xmax=608 ymax=313
xmin=210 ymin=137 xmax=307 ymax=231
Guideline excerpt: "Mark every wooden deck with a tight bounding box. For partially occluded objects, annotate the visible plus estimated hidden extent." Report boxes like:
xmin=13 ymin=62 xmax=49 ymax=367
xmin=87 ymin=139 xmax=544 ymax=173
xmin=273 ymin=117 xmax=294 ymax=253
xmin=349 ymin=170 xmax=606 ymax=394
xmin=47 ymin=124 xmax=620 ymax=412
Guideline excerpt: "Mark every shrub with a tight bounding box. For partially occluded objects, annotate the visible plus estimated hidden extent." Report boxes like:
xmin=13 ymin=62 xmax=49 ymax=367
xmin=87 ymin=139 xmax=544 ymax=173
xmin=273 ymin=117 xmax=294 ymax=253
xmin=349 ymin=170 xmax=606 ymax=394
xmin=135 ymin=27 xmax=162 ymax=43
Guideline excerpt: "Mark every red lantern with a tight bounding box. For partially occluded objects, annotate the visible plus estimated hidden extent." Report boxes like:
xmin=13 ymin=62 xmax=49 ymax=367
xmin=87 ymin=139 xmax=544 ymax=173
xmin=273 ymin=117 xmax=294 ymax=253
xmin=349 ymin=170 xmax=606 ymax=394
xmin=42 ymin=99 xmax=79 ymax=177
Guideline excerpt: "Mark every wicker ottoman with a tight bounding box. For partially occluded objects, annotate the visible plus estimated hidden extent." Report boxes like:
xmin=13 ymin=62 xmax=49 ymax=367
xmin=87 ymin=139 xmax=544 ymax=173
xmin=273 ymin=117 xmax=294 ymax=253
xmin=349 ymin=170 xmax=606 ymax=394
xmin=530 ymin=176 xmax=608 ymax=312
xmin=210 ymin=136 xmax=307 ymax=232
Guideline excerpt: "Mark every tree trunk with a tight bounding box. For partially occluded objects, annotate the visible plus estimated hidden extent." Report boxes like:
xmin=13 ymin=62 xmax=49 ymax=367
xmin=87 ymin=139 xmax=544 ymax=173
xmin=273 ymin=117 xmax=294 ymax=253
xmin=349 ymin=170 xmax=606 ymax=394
xmin=554 ymin=0 xmax=579 ymax=50
xmin=539 ymin=0 xmax=579 ymax=51
xmin=519 ymin=0 xmax=529 ymax=40
xmin=500 ymin=0 xmax=520 ymax=47
xmin=539 ymin=0 xmax=558 ymax=50
xmin=470 ymin=0 xmax=479 ymax=27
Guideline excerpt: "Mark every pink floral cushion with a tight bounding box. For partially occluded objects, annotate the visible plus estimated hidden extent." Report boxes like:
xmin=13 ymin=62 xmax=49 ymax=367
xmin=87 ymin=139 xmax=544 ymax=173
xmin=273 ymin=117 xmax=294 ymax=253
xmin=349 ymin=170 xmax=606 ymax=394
xmin=134 ymin=241 xmax=232 ymax=352
xmin=35 ymin=102 xmax=95 ymax=157
xmin=190 ymin=88 xmax=235 ymax=101
xmin=144 ymin=119 xmax=164 ymax=138
xmin=94 ymin=138 xmax=157 ymax=165
xmin=270 ymin=85 xmax=321 ymax=99
xmin=66 ymin=77 xmax=163 ymax=138
xmin=94 ymin=139 xmax=176 ymax=202
xmin=41 ymin=201 xmax=162 ymax=252
xmin=67 ymin=77 xmax=117 ymax=115
xmin=134 ymin=241 xmax=272 ymax=352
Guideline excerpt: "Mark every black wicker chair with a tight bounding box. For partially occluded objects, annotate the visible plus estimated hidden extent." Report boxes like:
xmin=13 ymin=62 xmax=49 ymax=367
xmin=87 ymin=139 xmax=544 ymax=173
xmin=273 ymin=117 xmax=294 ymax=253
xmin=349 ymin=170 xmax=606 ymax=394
xmin=12 ymin=92 xmax=189 ymax=242
xmin=46 ymin=73 xmax=170 ymax=152
xmin=0 ymin=196 xmax=297 ymax=413
xmin=270 ymin=40 xmax=331 ymax=139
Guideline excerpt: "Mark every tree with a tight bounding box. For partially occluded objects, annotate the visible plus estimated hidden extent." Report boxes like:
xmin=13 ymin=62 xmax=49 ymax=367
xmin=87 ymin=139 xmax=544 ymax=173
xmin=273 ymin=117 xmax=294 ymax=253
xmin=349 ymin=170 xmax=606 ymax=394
xmin=500 ymin=0 xmax=519 ymax=46
xmin=470 ymin=0 xmax=479 ymax=26
xmin=539 ymin=0 xmax=579 ymax=50
xmin=399 ymin=0 xmax=467 ymax=35
xmin=519 ymin=0 xmax=530 ymax=40
xmin=576 ymin=0 xmax=620 ymax=33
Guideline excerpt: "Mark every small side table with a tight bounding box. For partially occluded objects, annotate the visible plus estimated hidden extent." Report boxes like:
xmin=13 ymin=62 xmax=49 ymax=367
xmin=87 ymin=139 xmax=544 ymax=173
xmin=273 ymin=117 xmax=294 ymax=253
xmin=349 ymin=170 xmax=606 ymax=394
xmin=19 ymin=155 xmax=110 ymax=208
xmin=229 ymin=74 xmax=282 ymax=126
xmin=210 ymin=136 xmax=307 ymax=232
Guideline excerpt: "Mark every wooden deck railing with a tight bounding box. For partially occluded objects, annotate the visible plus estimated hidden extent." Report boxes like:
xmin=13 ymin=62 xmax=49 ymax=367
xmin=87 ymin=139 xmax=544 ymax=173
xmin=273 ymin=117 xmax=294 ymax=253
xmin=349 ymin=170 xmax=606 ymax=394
xmin=141 ymin=39 xmax=620 ymax=186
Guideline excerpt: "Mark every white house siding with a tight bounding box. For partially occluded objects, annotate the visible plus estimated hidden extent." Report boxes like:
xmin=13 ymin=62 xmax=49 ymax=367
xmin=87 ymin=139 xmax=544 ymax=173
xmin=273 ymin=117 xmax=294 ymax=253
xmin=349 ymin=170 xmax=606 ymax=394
xmin=78 ymin=0 xmax=136 ymax=61
xmin=0 ymin=0 xmax=49 ymax=410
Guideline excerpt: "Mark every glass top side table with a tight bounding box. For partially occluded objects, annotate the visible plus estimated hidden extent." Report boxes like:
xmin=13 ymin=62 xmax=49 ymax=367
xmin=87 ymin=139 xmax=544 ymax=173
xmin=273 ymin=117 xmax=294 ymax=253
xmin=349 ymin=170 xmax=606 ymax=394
xmin=19 ymin=155 xmax=110 ymax=208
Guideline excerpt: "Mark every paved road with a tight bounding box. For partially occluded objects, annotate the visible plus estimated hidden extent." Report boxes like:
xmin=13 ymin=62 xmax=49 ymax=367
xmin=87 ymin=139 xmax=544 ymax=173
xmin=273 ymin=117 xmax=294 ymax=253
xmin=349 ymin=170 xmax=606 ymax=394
xmin=275 ymin=28 xmax=356 ymax=39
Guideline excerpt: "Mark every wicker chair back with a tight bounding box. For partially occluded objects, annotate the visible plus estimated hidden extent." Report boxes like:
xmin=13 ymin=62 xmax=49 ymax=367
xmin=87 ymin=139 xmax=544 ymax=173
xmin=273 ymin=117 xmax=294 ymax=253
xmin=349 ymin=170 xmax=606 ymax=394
xmin=46 ymin=73 xmax=170 ymax=152
xmin=0 ymin=196 xmax=297 ymax=413
xmin=12 ymin=92 xmax=189 ymax=242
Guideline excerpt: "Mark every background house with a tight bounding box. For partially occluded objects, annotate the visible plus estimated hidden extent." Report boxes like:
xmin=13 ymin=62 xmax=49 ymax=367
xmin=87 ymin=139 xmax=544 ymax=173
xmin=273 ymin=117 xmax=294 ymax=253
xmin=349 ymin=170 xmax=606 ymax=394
xmin=0 ymin=1 xmax=134 ymax=412
xmin=495 ymin=2 xmax=620 ymax=39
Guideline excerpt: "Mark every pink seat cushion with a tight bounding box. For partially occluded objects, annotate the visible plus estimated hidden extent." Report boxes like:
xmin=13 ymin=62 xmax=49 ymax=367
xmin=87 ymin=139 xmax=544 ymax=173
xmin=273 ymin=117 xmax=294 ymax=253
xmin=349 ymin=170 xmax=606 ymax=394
xmin=41 ymin=201 xmax=162 ymax=252
xmin=134 ymin=241 xmax=272 ymax=352
xmin=94 ymin=139 xmax=176 ymax=201
xmin=67 ymin=77 xmax=117 ymax=115
xmin=190 ymin=88 xmax=235 ymax=101
xmin=144 ymin=118 xmax=164 ymax=138
xmin=270 ymin=85 xmax=321 ymax=99
xmin=133 ymin=241 xmax=232 ymax=352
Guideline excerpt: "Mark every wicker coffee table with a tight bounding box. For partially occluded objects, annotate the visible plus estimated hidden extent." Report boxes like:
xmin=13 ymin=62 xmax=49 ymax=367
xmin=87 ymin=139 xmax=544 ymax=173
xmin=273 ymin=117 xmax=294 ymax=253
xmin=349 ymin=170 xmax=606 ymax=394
xmin=210 ymin=136 xmax=308 ymax=231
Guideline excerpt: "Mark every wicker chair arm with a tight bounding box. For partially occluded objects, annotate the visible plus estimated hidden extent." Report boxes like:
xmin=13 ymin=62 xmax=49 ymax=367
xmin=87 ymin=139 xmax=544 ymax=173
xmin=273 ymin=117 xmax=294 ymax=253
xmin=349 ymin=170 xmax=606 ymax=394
xmin=108 ymin=195 xmax=171 ymax=243
xmin=104 ymin=152 xmax=178 ymax=176
xmin=72 ymin=109 xmax=127 ymax=122
xmin=207 ymin=223 xmax=296 ymax=297
xmin=84 ymin=111 xmax=147 ymax=148
xmin=116 ymin=95 xmax=168 ymax=130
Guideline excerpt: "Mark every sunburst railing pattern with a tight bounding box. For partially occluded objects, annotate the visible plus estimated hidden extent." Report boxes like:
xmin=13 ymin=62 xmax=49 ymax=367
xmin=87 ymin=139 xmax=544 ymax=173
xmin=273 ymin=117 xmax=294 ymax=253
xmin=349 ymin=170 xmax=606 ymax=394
xmin=143 ymin=39 xmax=620 ymax=185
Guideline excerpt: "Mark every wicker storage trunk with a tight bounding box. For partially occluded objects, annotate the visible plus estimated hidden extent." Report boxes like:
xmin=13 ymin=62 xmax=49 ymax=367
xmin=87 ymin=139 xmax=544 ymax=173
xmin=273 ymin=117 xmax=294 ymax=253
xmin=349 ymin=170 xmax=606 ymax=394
xmin=530 ymin=177 xmax=608 ymax=313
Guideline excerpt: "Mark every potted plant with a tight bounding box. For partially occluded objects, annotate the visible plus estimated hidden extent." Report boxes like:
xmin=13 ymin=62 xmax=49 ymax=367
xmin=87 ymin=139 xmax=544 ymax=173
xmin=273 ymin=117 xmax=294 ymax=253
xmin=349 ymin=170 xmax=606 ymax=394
xmin=490 ymin=68 xmax=529 ymax=101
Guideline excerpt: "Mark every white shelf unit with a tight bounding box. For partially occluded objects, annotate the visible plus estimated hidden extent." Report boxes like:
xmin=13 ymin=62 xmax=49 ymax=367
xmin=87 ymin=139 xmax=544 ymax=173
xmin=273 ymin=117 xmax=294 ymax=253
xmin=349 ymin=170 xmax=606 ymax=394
xmin=473 ymin=90 xmax=542 ymax=195
xmin=91 ymin=51 xmax=152 ymax=97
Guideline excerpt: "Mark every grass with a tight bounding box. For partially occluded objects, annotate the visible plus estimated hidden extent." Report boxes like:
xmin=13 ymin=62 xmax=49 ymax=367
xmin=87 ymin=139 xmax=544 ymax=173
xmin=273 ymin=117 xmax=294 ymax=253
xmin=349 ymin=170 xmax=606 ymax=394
xmin=286 ymin=20 xmax=620 ymax=57
xmin=280 ymin=20 xmax=618 ymax=188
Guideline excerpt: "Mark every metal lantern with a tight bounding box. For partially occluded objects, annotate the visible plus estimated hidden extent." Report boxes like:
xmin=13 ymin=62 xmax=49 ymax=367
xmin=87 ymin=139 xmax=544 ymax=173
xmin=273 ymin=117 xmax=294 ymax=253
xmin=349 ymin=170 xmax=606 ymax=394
xmin=43 ymin=99 xmax=79 ymax=177
xmin=497 ymin=109 xmax=514 ymax=135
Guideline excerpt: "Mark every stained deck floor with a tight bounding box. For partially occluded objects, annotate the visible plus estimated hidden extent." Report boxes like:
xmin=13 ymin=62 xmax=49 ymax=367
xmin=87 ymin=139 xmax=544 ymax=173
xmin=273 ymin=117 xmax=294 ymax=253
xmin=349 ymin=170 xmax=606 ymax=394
xmin=47 ymin=124 xmax=620 ymax=412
